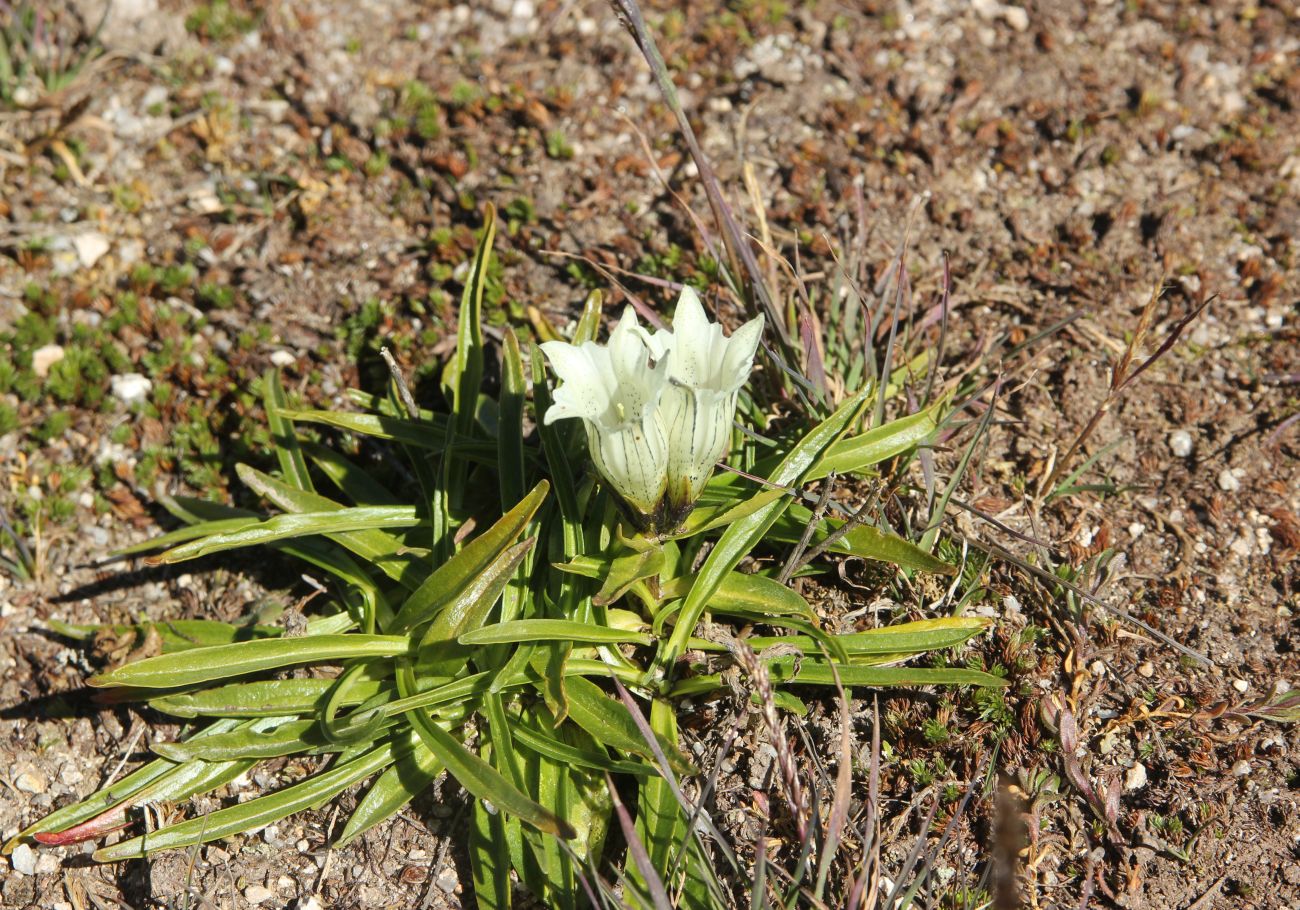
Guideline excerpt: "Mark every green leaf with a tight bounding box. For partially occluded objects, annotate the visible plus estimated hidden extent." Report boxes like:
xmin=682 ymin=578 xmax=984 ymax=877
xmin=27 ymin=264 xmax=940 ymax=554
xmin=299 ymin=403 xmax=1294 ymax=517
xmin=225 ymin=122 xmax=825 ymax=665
xmin=88 ymin=634 xmax=412 ymax=689
xmin=264 ymin=368 xmax=314 ymax=491
xmin=807 ymin=404 xmax=940 ymax=480
xmin=747 ymin=617 xmax=990 ymax=656
xmin=2 ymin=719 xmax=243 ymax=851
xmin=661 ymin=392 xmax=867 ymax=667
xmin=666 ymin=488 xmax=785 ymax=540
xmin=275 ymin=409 xmax=456 ymax=450
xmin=112 ymin=515 xmax=261 ymax=558
xmin=593 ymin=546 xmax=665 ymax=606
xmin=397 ymin=664 xmax=575 ymax=838
xmin=92 ymin=735 xmax=416 ymax=861
xmin=776 ymin=504 xmax=956 ymax=575
xmin=562 ymin=676 xmax=694 ymax=777
xmin=774 ymin=662 xmax=1009 ymax=689
xmin=454 ymin=205 xmax=495 ymax=439
xmin=237 ymin=464 xmax=424 ymax=588
xmin=459 ymin=619 xmax=651 ymax=647
xmin=498 ymin=327 xmax=527 ymax=510
xmin=335 ymin=738 xmax=445 ymax=848
xmin=417 ymin=537 xmax=537 ymax=677
xmin=152 ymin=716 xmax=348 ymax=761
xmin=302 ymin=440 xmax=399 ymax=505
xmin=512 ymin=720 xmax=656 ymax=777
xmin=155 ymin=505 xmax=420 ymax=563
xmin=660 ymin=570 xmax=816 ymax=623
xmin=148 ymin=678 xmax=390 ymax=718
xmin=47 ymin=618 xmax=281 ymax=653
xmin=390 ymin=481 xmax=548 ymax=633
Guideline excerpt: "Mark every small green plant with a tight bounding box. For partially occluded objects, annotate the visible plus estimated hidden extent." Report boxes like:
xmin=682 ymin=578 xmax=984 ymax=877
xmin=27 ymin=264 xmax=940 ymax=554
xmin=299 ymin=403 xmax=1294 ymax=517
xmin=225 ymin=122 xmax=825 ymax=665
xmin=184 ymin=0 xmax=259 ymax=41
xmin=0 ymin=2 xmax=105 ymax=108
xmin=5 ymin=209 xmax=1002 ymax=908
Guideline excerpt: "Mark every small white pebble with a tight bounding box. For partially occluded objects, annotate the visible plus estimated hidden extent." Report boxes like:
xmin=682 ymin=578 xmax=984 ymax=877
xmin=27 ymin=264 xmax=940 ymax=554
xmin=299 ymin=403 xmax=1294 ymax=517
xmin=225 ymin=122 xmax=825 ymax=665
xmin=1090 ymin=660 xmax=1106 ymax=677
xmin=1232 ymin=679 xmax=1249 ymax=694
xmin=72 ymin=232 xmax=111 ymax=269
xmin=244 ymin=884 xmax=274 ymax=904
xmin=1124 ymin=762 xmax=1148 ymax=791
xmin=15 ymin=770 xmax=47 ymax=794
xmin=270 ymin=350 xmax=296 ymax=368
xmin=10 ymin=843 xmax=36 ymax=876
xmin=32 ymin=344 xmax=65 ymax=378
xmin=1231 ymin=760 xmax=1251 ymax=777
xmin=1128 ymin=522 xmax=1145 ymax=539
xmin=437 ymin=866 xmax=458 ymax=893
xmin=299 ymin=898 xmax=325 ymax=910
xmin=35 ymin=854 xmax=59 ymax=875
xmin=111 ymin=373 xmax=153 ymax=406
xmin=1217 ymin=469 xmax=1241 ymax=492
xmin=1002 ymin=5 xmax=1029 ymax=30
xmin=1168 ymin=430 xmax=1193 ymax=458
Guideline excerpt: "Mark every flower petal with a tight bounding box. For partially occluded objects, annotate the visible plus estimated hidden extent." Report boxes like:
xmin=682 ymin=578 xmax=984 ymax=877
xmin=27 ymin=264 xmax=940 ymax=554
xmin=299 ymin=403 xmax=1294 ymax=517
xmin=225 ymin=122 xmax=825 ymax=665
xmin=720 ymin=314 xmax=764 ymax=393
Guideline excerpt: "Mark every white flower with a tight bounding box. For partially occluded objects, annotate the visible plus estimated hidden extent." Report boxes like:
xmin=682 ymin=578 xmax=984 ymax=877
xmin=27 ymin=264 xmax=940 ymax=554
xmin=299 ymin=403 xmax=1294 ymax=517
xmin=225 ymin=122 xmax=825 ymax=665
xmin=541 ymin=307 xmax=670 ymax=517
xmin=541 ymin=290 xmax=764 ymax=528
xmin=652 ymin=288 xmax=764 ymax=511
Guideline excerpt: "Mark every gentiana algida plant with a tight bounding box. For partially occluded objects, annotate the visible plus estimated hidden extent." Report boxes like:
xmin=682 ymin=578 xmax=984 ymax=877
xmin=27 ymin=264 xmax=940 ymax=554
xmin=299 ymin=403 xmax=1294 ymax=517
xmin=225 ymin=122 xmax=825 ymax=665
xmin=5 ymin=208 xmax=1005 ymax=908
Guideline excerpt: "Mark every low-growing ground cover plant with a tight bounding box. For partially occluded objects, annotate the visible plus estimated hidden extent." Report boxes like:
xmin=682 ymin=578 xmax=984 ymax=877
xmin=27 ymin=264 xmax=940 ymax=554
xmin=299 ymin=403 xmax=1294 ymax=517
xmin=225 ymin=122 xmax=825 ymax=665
xmin=3 ymin=205 xmax=1006 ymax=908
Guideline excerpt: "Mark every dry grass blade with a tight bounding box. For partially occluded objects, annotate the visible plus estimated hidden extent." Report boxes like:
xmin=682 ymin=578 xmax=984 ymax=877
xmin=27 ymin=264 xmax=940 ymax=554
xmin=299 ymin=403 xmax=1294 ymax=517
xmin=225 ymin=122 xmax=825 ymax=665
xmin=605 ymin=774 xmax=674 ymax=910
xmin=813 ymin=659 xmax=855 ymax=900
xmin=728 ymin=637 xmax=809 ymax=844
xmin=1041 ymin=280 xmax=1212 ymax=494
xmin=606 ymin=0 xmax=791 ymax=350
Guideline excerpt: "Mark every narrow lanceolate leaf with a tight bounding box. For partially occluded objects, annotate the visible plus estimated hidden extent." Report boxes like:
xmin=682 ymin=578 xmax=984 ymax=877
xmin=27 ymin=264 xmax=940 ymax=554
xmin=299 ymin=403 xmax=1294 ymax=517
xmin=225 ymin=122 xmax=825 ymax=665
xmin=335 ymin=738 xmax=445 ymax=849
xmin=773 ymin=662 xmax=1010 ymax=689
xmin=236 ymin=465 xmax=423 ymax=589
xmin=47 ymin=618 xmax=281 ymax=653
xmin=454 ymin=204 xmax=495 ymax=439
xmin=36 ymin=755 xmax=256 ymax=848
xmin=593 ymin=547 xmax=665 ymax=606
xmin=151 ymin=716 xmax=371 ymax=761
xmin=807 ymin=404 xmax=941 ymax=480
xmin=2 ymin=718 xmax=243 ymax=852
xmin=671 ymin=663 xmax=1010 ymax=697
xmin=397 ymin=666 xmax=575 ymax=838
xmin=302 ymin=441 xmax=400 ymax=506
xmin=264 ymin=368 xmax=314 ymax=492
xmin=666 ymin=488 xmax=785 ymax=540
xmin=498 ymin=327 xmax=528 ymax=510
xmin=658 ymin=571 xmax=816 ymax=622
xmin=563 ymin=676 xmax=694 ymax=777
xmin=113 ymin=515 xmax=261 ymax=557
xmin=418 ymin=537 xmax=537 ymax=677
xmin=747 ymin=617 xmax=990 ymax=656
xmin=390 ymin=481 xmax=548 ymax=633
xmin=773 ymin=505 xmax=956 ymax=575
xmin=88 ymin=634 xmax=412 ymax=689
xmin=149 ymin=678 xmax=390 ymax=718
xmin=155 ymin=506 xmax=420 ymax=563
xmin=92 ymin=736 xmax=414 ymax=861
xmin=661 ymin=393 xmax=868 ymax=667
xmin=276 ymin=409 xmax=451 ymax=450
xmin=459 ymin=619 xmax=651 ymax=648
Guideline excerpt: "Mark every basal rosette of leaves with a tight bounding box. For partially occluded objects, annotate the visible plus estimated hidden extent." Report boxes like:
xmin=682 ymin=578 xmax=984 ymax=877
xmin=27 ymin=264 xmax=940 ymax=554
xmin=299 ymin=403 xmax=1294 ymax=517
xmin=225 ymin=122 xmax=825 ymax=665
xmin=4 ymin=207 xmax=1004 ymax=909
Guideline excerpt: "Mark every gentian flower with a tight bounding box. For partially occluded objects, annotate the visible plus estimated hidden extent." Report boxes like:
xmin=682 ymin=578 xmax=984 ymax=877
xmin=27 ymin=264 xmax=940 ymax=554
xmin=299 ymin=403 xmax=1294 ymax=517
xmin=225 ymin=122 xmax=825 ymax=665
xmin=541 ymin=307 xmax=670 ymax=519
xmin=541 ymin=289 xmax=763 ymax=529
xmin=649 ymin=288 xmax=764 ymax=515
